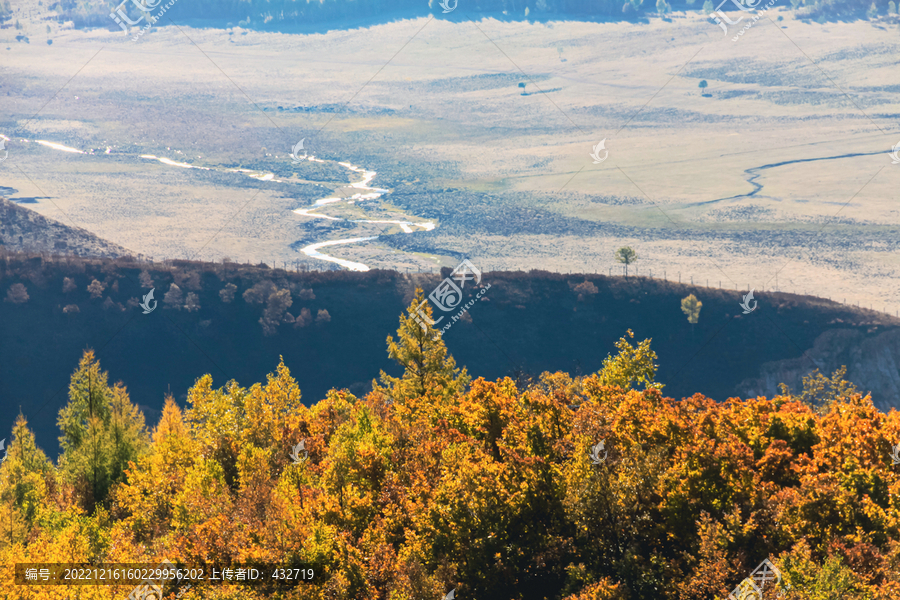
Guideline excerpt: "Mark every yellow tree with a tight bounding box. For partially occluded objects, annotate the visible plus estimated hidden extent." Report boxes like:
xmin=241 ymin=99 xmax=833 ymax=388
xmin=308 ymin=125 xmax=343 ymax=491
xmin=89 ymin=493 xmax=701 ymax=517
xmin=0 ymin=415 xmax=54 ymax=541
xmin=681 ymin=294 xmax=702 ymax=338
xmin=374 ymin=288 xmax=470 ymax=417
xmin=114 ymin=395 xmax=195 ymax=542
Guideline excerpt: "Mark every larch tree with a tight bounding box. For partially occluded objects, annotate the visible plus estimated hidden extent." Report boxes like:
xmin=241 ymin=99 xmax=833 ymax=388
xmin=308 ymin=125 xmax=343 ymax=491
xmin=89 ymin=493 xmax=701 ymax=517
xmin=107 ymin=383 xmax=150 ymax=488
xmin=58 ymin=350 xmax=148 ymax=510
xmin=0 ymin=414 xmax=54 ymax=539
xmin=115 ymin=395 xmax=195 ymax=541
xmin=375 ymin=288 xmax=470 ymax=412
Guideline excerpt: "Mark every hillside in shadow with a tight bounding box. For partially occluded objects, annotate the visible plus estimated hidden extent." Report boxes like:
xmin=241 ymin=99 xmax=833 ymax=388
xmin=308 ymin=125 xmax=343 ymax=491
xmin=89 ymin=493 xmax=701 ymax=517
xmin=2 ymin=250 xmax=898 ymax=454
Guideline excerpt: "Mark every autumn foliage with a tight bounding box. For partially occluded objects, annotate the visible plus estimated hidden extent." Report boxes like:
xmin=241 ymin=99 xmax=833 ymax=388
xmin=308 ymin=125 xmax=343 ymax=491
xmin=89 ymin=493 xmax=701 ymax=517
xmin=0 ymin=292 xmax=899 ymax=599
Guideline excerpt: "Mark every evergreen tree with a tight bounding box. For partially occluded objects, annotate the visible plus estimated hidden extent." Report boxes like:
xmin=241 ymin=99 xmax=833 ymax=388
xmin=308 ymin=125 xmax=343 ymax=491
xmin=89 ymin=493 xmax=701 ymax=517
xmin=0 ymin=415 xmax=54 ymax=536
xmin=375 ymin=288 xmax=470 ymax=410
xmin=57 ymin=350 xmax=148 ymax=510
xmin=107 ymin=384 xmax=150 ymax=487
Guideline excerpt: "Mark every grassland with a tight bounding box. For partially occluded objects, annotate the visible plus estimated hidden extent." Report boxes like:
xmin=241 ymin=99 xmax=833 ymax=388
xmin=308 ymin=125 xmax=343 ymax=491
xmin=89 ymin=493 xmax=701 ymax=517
xmin=1 ymin=9 xmax=898 ymax=314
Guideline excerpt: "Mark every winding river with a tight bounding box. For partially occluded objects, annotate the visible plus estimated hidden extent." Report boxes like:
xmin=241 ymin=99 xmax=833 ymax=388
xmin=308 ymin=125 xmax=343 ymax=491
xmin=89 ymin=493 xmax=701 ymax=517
xmin=289 ymin=156 xmax=434 ymax=271
xmin=7 ymin=136 xmax=433 ymax=271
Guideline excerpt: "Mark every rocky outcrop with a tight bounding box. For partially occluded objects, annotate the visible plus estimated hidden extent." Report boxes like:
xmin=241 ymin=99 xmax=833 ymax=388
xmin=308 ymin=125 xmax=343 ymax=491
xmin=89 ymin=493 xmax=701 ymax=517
xmin=737 ymin=328 xmax=900 ymax=411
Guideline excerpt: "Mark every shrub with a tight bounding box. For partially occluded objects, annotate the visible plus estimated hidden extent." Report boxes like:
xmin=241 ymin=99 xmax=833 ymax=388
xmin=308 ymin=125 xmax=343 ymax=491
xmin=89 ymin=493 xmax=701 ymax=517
xmin=259 ymin=289 xmax=292 ymax=336
xmin=294 ymin=307 xmax=312 ymax=328
xmin=573 ymin=280 xmax=599 ymax=301
xmin=243 ymin=281 xmax=276 ymax=304
xmin=87 ymin=279 xmax=105 ymax=299
xmin=5 ymin=283 xmax=29 ymax=304
xmin=219 ymin=283 xmax=238 ymax=303
xmin=163 ymin=284 xmax=183 ymax=309
xmin=315 ymin=309 xmax=331 ymax=324
xmin=102 ymin=297 xmax=124 ymax=311
xmin=184 ymin=292 xmax=201 ymax=312
xmin=174 ymin=269 xmax=201 ymax=291
xmin=63 ymin=277 xmax=77 ymax=293
xmin=63 ymin=304 xmax=80 ymax=314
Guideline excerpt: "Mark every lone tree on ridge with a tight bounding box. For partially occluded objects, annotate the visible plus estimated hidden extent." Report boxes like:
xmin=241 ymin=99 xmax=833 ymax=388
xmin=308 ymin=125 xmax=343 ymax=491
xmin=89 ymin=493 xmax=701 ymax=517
xmin=614 ymin=246 xmax=638 ymax=277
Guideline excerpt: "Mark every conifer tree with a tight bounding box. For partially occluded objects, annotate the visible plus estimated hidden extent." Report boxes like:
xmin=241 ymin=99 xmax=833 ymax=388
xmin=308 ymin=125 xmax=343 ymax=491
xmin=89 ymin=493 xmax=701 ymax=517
xmin=375 ymin=289 xmax=469 ymax=409
xmin=0 ymin=415 xmax=54 ymax=536
xmin=58 ymin=350 xmax=148 ymax=510
xmin=107 ymin=384 xmax=150 ymax=486
xmin=114 ymin=395 xmax=193 ymax=540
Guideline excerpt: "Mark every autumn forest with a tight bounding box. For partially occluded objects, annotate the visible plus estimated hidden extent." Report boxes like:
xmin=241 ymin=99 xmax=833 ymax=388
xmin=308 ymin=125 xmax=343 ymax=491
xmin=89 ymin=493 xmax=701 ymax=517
xmin=1 ymin=290 xmax=899 ymax=599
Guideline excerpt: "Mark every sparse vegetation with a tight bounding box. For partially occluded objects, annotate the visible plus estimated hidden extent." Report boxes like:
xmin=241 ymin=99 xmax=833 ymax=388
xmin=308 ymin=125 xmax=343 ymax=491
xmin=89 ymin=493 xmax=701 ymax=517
xmin=5 ymin=282 xmax=29 ymax=303
xmin=219 ymin=282 xmax=238 ymax=303
xmin=139 ymin=270 xmax=153 ymax=288
xmin=87 ymin=279 xmax=105 ymax=299
xmin=572 ymin=279 xmax=599 ymax=301
xmin=184 ymin=292 xmax=201 ymax=312
xmin=163 ymin=283 xmax=183 ymax=309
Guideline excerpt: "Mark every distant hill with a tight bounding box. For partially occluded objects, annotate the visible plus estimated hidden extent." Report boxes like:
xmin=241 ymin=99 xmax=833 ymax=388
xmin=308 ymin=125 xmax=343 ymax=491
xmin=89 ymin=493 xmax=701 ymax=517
xmin=2 ymin=250 xmax=898 ymax=455
xmin=42 ymin=0 xmax=895 ymax=32
xmin=0 ymin=197 xmax=132 ymax=258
